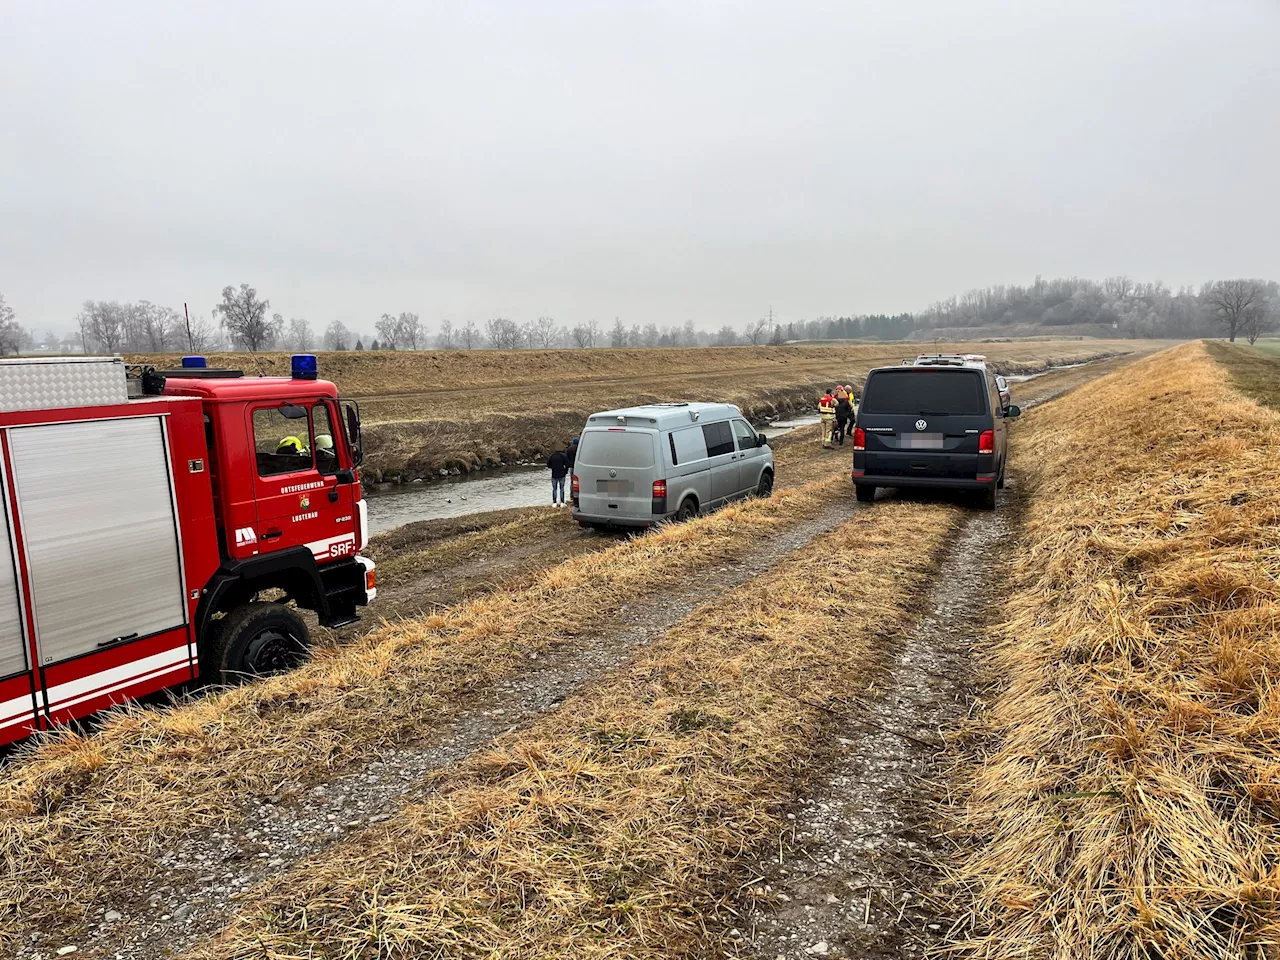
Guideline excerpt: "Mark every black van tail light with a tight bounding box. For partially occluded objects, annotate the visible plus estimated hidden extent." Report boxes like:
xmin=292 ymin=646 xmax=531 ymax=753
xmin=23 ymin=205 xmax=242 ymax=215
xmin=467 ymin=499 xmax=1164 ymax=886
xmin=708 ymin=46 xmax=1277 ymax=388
xmin=853 ymin=427 xmax=866 ymax=451
xmin=979 ymin=430 xmax=995 ymax=454
xmin=572 ymin=474 xmax=580 ymax=497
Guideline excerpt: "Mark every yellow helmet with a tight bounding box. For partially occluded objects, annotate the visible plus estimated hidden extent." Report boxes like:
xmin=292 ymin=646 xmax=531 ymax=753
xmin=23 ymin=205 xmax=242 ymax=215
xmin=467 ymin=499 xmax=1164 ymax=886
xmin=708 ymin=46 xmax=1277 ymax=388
xmin=276 ymin=436 xmax=305 ymax=455
xmin=315 ymin=434 xmax=334 ymax=453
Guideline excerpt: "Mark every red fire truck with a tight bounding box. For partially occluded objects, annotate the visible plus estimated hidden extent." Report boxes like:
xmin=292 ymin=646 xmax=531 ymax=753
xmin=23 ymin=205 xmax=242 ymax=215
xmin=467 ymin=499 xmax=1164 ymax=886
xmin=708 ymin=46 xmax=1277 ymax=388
xmin=0 ymin=353 xmax=375 ymax=747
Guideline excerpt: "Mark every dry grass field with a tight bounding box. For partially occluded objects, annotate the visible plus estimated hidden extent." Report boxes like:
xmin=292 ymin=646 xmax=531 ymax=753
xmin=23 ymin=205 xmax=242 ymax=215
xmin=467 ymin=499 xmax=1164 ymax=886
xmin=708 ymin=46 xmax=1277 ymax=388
xmin=10 ymin=340 xmax=1256 ymax=960
xmin=132 ymin=341 xmax=1144 ymax=482
xmin=189 ymin=501 xmax=961 ymax=959
xmin=945 ymin=341 xmax=1280 ymax=957
xmin=0 ymin=474 xmax=848 ymax=946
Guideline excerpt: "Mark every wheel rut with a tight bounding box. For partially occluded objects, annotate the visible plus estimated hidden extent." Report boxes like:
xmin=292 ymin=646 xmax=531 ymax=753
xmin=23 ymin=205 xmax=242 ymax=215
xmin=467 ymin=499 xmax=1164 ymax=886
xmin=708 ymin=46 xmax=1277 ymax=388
xmin=732 ymin=496 xmax=1016 ymax=960
xmin=38 ymin=500 xmax=855 ymax=960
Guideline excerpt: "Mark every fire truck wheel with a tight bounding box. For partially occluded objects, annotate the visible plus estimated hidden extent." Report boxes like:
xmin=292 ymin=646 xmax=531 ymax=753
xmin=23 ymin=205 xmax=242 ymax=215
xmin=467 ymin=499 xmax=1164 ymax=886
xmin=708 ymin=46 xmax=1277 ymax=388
xmin=208 ymin=602 xmax=311 ymax=683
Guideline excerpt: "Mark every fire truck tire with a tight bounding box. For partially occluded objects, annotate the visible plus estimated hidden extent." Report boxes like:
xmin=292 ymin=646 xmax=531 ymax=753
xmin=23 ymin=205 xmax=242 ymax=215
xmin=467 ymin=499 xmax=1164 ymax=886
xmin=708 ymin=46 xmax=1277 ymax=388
xmin=206 ymin=602 xmax=311 ymax=684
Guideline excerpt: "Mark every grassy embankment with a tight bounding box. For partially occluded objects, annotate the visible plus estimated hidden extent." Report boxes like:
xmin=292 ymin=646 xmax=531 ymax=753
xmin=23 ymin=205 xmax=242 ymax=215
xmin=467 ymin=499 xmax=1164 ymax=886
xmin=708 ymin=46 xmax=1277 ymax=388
xmin=945 ymin=341 xmax=1280 ymax=957
xmin=0 ymin=472 xmax=849 ymax=943
xmin=180 ymin=499 xmax=962 ymax=959
xmin=133 ymin=342 xmax=1133 ymax=483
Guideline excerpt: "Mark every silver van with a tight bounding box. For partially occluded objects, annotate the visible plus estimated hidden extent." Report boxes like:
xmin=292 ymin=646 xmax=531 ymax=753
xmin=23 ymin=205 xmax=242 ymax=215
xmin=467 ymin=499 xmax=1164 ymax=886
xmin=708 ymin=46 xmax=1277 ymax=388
xmin=571 ymin=402 xmax=774 ymax=529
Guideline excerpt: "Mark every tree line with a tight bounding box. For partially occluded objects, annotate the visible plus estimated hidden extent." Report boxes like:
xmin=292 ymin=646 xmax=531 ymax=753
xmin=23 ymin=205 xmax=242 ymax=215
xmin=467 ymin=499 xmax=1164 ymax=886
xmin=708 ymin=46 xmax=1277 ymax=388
xmin=0 ymin=274 xmax=1276 ymax=356
xmin=918 ymin=276 xmax=1280 ymax=343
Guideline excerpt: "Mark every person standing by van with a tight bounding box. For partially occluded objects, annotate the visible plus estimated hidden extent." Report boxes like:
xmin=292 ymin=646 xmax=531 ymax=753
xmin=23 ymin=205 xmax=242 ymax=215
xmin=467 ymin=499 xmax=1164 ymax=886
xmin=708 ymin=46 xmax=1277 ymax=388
xmin=547 ymin=448 xmax=569 ymax=506
xmin=834 ymin=390 xmax=853 ymax=444
xmin=819 ymin=389 xmax=837 ymax=448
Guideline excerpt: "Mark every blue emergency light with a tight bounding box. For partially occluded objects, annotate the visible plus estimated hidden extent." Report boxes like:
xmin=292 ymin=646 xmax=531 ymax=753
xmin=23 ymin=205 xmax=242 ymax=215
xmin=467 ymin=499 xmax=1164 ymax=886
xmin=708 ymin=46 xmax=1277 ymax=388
xmin=181 ymin=355 xmax=207 ymax=368
xmin=291 ymin=354 xmax=318 ymax=380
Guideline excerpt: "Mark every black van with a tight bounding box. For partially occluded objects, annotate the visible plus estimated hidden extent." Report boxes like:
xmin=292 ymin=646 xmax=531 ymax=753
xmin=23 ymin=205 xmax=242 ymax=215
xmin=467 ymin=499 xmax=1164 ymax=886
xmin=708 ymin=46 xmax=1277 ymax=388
xmin=851 ymin=359 xmax=1020 ymax=508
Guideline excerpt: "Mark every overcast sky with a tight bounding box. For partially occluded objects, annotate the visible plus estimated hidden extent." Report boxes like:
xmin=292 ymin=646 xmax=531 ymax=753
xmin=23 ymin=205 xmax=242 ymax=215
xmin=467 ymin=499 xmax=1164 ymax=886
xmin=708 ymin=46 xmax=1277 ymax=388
xmin=2 ymin=0 xmax=1277 ymax=334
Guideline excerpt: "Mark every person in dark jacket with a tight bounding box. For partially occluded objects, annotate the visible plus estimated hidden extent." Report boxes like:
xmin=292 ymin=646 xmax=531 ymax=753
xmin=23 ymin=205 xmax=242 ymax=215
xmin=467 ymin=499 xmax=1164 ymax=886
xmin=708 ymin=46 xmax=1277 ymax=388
xmin=834 ymin=392 xmax=853 ymax=444
xmin=566 ymin=436 xmax=579 ymax=470
xmin=547 ymin=448 xmax=569 ymax=506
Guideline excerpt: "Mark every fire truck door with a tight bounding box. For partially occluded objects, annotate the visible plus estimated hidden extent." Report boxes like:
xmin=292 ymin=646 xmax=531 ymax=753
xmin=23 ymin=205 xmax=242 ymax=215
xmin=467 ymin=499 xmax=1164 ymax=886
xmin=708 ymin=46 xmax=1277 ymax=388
xmin=0 ymin=451 xmax=36 ymax=745
xmin=247 ymin=401 xmax=356 ymax=563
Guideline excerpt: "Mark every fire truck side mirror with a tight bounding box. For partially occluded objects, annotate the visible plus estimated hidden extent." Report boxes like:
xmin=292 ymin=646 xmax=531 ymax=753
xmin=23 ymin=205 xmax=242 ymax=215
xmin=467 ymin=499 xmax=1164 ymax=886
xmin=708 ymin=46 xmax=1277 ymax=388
xmin=344 ymin=402 xmax=363 ymax=466
xmin=335 ymin=469 xmax=355 ymax=485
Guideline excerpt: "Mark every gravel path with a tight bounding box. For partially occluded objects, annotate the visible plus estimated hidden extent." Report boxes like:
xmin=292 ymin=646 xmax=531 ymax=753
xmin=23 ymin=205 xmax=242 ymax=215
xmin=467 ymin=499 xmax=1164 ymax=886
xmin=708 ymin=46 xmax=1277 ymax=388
xmin=730 ymin=357 xmax=1133 ymax=960
xmin=735 ymin=499 xmax=1014 ymax=960
xmin=36 ymin=500 xmax=854 ymax=960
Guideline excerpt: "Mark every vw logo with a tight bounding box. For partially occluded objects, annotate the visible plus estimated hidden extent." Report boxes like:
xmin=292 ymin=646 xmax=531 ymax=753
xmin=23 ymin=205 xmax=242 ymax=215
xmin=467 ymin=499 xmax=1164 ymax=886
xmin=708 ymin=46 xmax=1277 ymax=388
xmin=915 ymin=419 xmax=928 ymax=431
xmin=609 ymin=469 xmax=617 ymax=478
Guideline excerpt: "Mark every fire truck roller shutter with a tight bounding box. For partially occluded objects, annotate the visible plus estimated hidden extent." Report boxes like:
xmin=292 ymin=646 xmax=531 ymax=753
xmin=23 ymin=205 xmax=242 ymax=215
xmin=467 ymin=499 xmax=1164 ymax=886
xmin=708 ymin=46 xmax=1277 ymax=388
xmin=9 ymin=416 xmax=186 ymax=666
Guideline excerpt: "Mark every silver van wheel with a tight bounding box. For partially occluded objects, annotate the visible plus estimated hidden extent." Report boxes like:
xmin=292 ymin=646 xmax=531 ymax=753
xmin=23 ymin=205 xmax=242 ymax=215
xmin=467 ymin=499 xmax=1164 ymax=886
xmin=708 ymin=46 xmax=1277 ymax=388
xmin=756 ymin=471 xmax=774 ymax=497
xmin=675 ymin=499 xmax=698 ymax=522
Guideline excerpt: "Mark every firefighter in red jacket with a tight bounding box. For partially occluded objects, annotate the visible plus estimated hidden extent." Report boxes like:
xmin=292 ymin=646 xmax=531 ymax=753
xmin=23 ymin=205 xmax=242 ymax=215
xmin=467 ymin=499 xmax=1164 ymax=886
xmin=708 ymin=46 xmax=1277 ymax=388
xmin=819 ymin=390 xmax=837 ymax=448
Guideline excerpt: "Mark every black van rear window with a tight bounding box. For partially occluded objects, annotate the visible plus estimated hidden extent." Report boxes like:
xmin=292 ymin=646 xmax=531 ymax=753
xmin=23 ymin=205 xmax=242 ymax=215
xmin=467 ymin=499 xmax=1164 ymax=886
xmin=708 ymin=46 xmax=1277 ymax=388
xmin=861 ymin=370 xmax=985 ymax=416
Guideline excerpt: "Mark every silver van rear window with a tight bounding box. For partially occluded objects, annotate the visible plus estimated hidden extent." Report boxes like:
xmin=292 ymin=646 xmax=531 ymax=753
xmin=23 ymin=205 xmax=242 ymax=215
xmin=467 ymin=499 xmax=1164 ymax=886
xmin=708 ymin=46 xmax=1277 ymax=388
xmin=577 ymin=430 xmax=656 ymax=468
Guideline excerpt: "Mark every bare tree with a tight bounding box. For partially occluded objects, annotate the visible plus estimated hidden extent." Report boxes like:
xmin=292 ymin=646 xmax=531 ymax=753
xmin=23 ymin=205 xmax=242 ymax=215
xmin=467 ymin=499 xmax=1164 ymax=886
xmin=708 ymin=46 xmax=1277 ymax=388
xmin=1203 ymin=279 xmax=1267 ymax=343
xmin=570 ymin=320 xmax=599 ymax=348
xmin=460 ymin=321 xmax=479 ymax=349
xmin=1244 ymin=295 xmax=1279 ymax=346
xmin=1103 ymin=275 xmax=1134 ymax=301
xmin=713 ymin=325 xmax=739 ymax=346
xmin=284 ymin=317 xmax=314 ymax=351
xmin=485 ymin=317 xmax=523 ymax=349
xmin=608 ymin=317 xmax=627 ymax=347
xmin=641 ymin=322 xmax=660 ymax=347
xmin=324 ymin=320 xmax=351 ymax=351
xmin=742 ymin=318 xmax=769 ymax=346
xmin=126 ymin=301 xmax=180 ymax=351
xmin=375 ymin=313 xmax=399 ymax=349
xmin=0 ymin=294 xmax=22 ymax=355
xmin=182 ymin=305 xmax=216 ymax=352
xmin=437 ymin=319 xmax=455 ymax=349
xmin=77 ymin=300 xmax=127 ymax=352
xmin=682 ymin=319 xmax=698 ymax=346
xmin=215 ymin=284 xmax=278 ymax=351
xmin=397 ymin=312 xmax=423 ymax=349
xmin=528 ymin=315 xmax=560 ymax=349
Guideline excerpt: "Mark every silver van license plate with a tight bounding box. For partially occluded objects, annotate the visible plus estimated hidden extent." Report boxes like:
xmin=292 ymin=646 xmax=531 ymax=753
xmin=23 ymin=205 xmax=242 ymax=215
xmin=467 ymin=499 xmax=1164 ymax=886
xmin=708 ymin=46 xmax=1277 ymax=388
xmin=900 ymin=433 xmax=943 ymax=449
xmin=597 ymin=480 xmax=631 ymax=494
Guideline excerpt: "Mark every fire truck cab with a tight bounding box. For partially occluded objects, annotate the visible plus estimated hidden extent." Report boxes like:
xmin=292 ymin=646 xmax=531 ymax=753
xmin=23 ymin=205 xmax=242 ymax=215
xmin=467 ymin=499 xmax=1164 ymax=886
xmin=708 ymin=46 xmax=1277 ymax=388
xmin=0 ymin=354 xmax=375 ymax=747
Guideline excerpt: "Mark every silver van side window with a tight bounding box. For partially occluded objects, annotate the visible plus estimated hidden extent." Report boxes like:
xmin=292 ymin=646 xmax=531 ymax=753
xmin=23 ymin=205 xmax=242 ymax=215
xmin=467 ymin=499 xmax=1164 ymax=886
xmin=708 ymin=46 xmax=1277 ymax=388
xmin=671 ymin=425 xmax=709 ymax=464
xmin=731 ymin=419 xmax=757 ymax=450
xmin=702 ymin=421 xmax=734 ymax=457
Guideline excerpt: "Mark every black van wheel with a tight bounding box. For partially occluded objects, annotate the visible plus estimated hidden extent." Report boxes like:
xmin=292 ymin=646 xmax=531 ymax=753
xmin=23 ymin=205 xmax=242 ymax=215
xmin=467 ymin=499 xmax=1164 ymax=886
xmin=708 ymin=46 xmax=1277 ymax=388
xmin=756 ymin=470 xmax=774 ymax=498
xmin=855 ymin=484 xmax=875 ymax=503
xmin=206 ymin=602 xmax=310 ymax=684
xmin=979 ymin=486 xmax=997 ymax=510
xmin=675 ymin=498 xmax=699 ymax=522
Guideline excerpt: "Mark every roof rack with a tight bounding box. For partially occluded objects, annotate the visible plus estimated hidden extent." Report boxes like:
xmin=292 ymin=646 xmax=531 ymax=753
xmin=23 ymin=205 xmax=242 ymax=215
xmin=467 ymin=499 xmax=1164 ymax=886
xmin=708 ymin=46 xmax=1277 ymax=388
xmin=156 ymin=368 xmax=244 ymax=379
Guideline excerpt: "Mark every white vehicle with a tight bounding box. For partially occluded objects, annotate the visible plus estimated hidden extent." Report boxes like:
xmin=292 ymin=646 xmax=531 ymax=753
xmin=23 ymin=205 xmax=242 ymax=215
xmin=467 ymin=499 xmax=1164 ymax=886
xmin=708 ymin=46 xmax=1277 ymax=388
xmin=571 ymin=402 xmax=774 ymax=529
